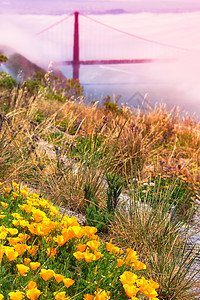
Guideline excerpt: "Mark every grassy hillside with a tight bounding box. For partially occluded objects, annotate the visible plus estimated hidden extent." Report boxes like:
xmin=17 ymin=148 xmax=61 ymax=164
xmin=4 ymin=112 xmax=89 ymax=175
xmin=0 ymin=70 xmax=199 ymax=299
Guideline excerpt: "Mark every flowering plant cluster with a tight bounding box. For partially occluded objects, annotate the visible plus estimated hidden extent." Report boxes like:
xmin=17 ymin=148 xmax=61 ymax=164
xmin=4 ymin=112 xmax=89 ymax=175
xmin=128 ymin=168 xmax=200 ymax=218
xmin=0 ymin=182 xmax=159 ymax=299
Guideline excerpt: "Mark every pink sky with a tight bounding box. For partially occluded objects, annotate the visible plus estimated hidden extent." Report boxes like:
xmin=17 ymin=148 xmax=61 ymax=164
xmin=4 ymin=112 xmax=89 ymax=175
xmin=1 ymin=0 xmax=200 ymax=13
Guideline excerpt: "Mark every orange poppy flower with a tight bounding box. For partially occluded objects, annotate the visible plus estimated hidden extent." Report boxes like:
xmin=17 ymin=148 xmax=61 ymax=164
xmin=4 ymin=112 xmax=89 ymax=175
xmin=39 ymin=269 xmax=55 ymax=281
xmin=24 ymin=258 xmax=31 ymax=265
xmin=63 ymin=278 xmax=75 ymax=288
xmin=77 ymin=244 xmax=87 ymax=252
xmin=84 ymin=252 xmax=96 ymax=263
xmin=73 ymin=251 xmax=84 ymax=261
xmin=5 ymin=249 xmax=18 ymax=261
xmin=8 ymin=292 xmax=25 ymax=300
xmin=1 ymin=202 xmax=8 ymax=208
xmin=14 ymin=243 xmax=27 ymax=255
xmin=123 ymin=284 xmax=139 ymax=298
xmin=120 ymin=271 xmax=138 ymax=286
xmin=54 ymin=273 xmax=65 ymax=283
xmin=87 ymin=241 xmax=100 ymax=251
xmin=27 ymin=246 xmax=38 ymax=256
xmin=30 ymin=262 xmax=41 ymax=271
xmin=17 ymin=264 xmax=30 ymax=276
xmin=7 ymin=228 xmax=18 ymax=235
xmin=53 ymin=292 xmax=67 ymax=300
xmin=28 ymin=281 xmax=38 ymax=290
xmin=94 ymin=251 xmax=103 ymax=260
xmin=0 ymin=246 xmax=5 ymax=261
xmin=47 ymin=247 xmax=57 ymax=257
xmin=84 ymin=294 xmax=94 ymax=300
xmin=26 ymin=288 xmax=42 ymax=300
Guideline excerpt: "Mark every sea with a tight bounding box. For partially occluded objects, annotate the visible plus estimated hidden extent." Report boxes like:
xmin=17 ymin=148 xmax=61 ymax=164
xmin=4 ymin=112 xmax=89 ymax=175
xmin=1 ymin=5 xmax=200 ymax=118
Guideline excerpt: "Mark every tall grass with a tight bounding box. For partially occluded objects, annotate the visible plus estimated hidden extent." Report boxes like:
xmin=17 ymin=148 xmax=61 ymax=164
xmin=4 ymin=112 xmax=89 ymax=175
xmin=110 ymin=180 xmax=200 ymax=299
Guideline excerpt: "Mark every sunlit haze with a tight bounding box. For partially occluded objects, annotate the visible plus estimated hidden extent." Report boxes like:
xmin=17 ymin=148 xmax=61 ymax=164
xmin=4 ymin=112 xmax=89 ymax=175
xmin=0 ymin=0 xmax=200 ymax=116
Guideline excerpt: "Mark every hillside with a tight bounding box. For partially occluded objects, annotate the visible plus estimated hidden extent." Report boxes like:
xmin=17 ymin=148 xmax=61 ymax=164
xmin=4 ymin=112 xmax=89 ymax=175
xmin=0 ymin=59 xmax=199 ymax=298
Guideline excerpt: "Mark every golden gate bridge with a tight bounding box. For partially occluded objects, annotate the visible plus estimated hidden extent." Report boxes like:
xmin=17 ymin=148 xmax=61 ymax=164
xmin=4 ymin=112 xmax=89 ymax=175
xmin=35 ymin=12 xmax=189 ymax=80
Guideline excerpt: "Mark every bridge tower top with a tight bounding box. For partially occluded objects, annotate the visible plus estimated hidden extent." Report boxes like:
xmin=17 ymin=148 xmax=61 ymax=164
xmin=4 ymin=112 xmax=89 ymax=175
xmin=73 ymin=11 xmax=80 ymax=80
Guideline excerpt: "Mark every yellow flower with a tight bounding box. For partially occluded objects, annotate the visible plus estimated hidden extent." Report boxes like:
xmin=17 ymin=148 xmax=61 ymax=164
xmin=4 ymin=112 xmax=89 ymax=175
xmin=3 ymin=187 xmax=11 ymax=193
xmin=24 ymin=258 xmax=31 ymax=265
xmin=28 ymin=281 xmax=38 ymax=289
xmin=19 ymin=204 xmax=32 ymax=213
xmin=7 ymin=228 xmax=18 ymax=235
xmin=27 ymin=245 xmax=39 ymax=256
xmin=0 ymin=214 xmax=5 ymax=219
xmin=62 ymin=215 xmax=78 ymax=227
xmin=94 ymin=289 xmax=110 ymax=300
xmin=54 ymin=273 xmax=65 ymax=283
xmin=63 ymin=278 xmax=75 ymax=288
xmin=20 ymin=189 xmax=28 ymax=196
xmin=17 ymin=264 xmax=30 ymax=276
xmin=106 ymin=242 xmax=114 ymax=252
xmin=73 ymin=251 xmax=85 ymax=261
xmin=8 ymin=291 xmax=25 ymax=300
xmin=71 ymin=226 xmax=84 ymax=239
xmin=18 ymin=233 xmax=30 ymax=243
xmin=1 ymin=202 xmax=8 ymax=208
xmin=77 ymin=243 xmax=87 ymax=252
xmin=19 ymin=219 xmax=29 ymax=228
xmin=30 ymin=262 xmax=41 ymax=270
xmin=120 ymin=271 xmax=138 ymax=286
xmin=50 ymin=206 xmax=58 ymax=216
xmin=84 ymin=226 xmax=97 ymax=236
xmin=14 ymin=243 xmax=27 ymax=255
xmin=12 ymin=192 xmax=19 ymax=198
xmin=7 ymin=238 xmax=18 ymax=246
xmin=142 ymin=286 xmax=158 ymax=298
xmin=0 ymin=231 xmax=7 ymax=240
xmin=84 ymin=252 xmax=96 ymax=263
xmin=39 ymin=269 xmax=55 ymax=281
xmin=12 ymin=182 xmax=19 ymax=189
xmin=117 ymin=258 xmax=124 ymax=267
xmin=0 ymin=294 xmax=4 ymax=300
xmin=87 ymin=240 xmax=101 ymax=251
xmin=5 ymin=249 xmax=18 ymax=261
xmin=94 ymin=250 xmax=103 ymax=260
xmin=12 ymin=220 xmax=19 ymax=226
xmin=54 ymin=292 xmax=67 ymax=300
xmin=84 ymin=295 xmax=94 ymax=300
xmin=123 ymin=284 xmax=139 ymax=298
xmin=125 ymin=249 xmax=137 ymax=264
xmin=47 ymin=247 xmax=57 ymax=257
xmin=26 ymin=288 xmax=42 ymax=300
xmin=62 ymin=228 xmax=74 ymax=242
xmin=136 ymin=276 xmax=148 ymax=288
xmin=0 ymin=245 xmax=5 ymax=261
xmin=23 ymin=186 xmax=29 ymax=192
xmin=55 ymin=235 xmax=66 ymax=246
xmin=133 ymin=261 xmax=146 ymax=270
xmin=32 ymin=209 xmax=46 ymax=223
xmin=143 ymin=288 xmax=158 ymax=298
xmin=149 ymin=280 xmax=160 ymax=290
